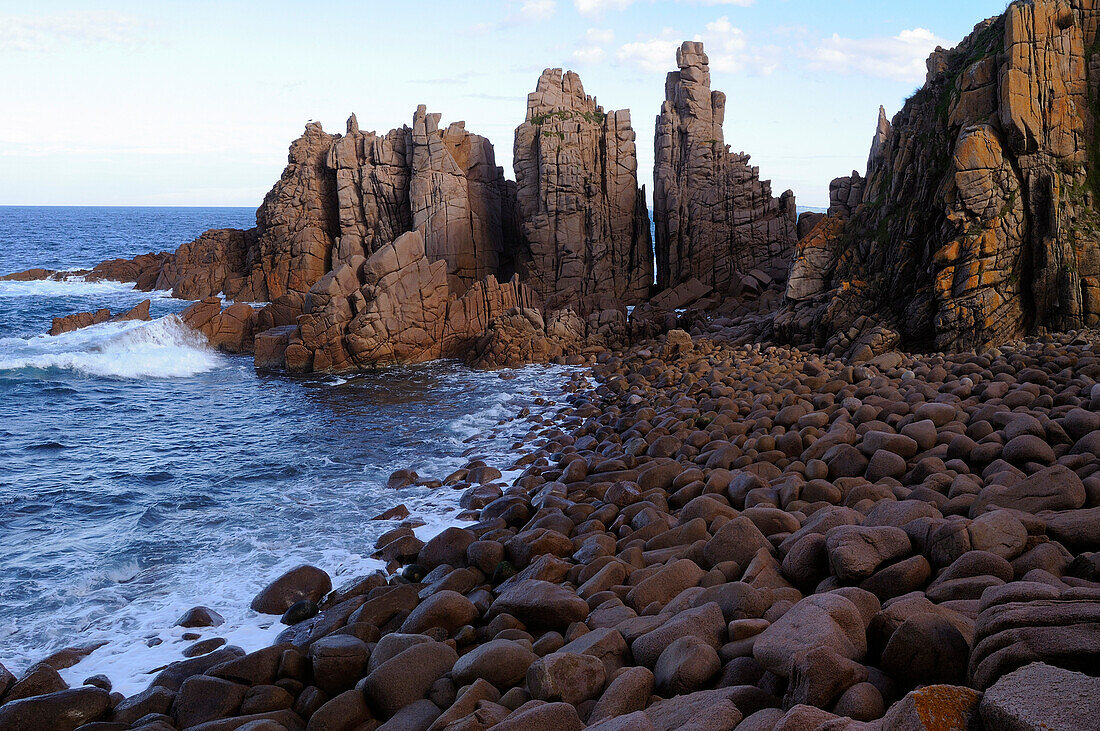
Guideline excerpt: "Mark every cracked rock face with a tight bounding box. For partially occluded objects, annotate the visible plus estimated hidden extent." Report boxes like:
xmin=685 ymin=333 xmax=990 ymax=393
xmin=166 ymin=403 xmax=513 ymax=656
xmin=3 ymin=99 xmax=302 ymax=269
xmin=513 ymin=68 xmax=653 ymax=312
xmin=329 ymin=108 xmax=518 ymax=292
xmin=287 ymin=230 xmax=539 ymax=372
xmin=653 ymin=41 xmax=798 ymax=294
xmin=779 ymin=1 xmax=1100 ymax=355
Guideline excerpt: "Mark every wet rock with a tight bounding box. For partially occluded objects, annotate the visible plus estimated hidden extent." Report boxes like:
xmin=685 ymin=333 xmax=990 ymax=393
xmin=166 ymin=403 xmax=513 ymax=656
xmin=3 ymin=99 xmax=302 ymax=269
xmin=0 ymin=687 xmax=110 ymax=731
xmin=175 ymin=605 xmax=225 ymax=628
xmin=110 ymin=686 xmax=175 ymax=725
xmin=308 ymin=634 xmax=370 ymax=696
xmin=399 ymin=590 xmax=477 ymax=635
xmin=360 ymin=641 xmax=458 ymax=717
xmin=281 ymin=599 xmax=319 ymax=625
xmin=418 ymin=527 xmax=476 ymax=570
xmin=451 ymin=639 xmax=538 ymax=689
xmin=3 ymin=663 xmax=67 ymax=702
xmin=173 ymin=676 xmax=247 ymax=728
xmin=251 ymin=565 xmax=332 ymax=615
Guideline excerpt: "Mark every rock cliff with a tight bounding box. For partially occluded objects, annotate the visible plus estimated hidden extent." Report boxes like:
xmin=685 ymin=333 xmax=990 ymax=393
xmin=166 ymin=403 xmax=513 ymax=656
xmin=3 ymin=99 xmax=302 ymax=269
xmin=779 ymin=0 xmax=1100 ymax=356
xmin=329 ymin=107 xmax=519 ymax=291
xmin=513 ymin=69 xmax=653 ymax=311
xmin=653 ymin=41 xmax=798 ymax=293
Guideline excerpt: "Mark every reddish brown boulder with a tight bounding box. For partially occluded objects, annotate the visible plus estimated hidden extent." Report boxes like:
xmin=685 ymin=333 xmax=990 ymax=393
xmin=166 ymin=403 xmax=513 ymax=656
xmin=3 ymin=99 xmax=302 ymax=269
xmin=250 ymin=565 xmax=332 ymax=615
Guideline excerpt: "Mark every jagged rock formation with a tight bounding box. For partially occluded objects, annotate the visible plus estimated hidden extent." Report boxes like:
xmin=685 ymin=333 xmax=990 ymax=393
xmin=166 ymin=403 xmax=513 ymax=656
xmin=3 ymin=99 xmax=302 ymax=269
xmin=156 ymin=229 xmax=256 ymax=301
xmin=653 ymin=41 xmax=798 ymax=293
xmin=48 ymin=300 xmax=151 ymax=336
xmin=117 ymin=106 xmax=521 ymax=329
xmin=21 ymin=88 xmax=655 ymax=371
xmin=254 ymin=230 xmax=541 ymax=372
xmin=779 ymin=0 xmax=1100 ymax=356
xmin=329 ymin=108 xmax=518 ymax=291
xmin=513 ymin=69 xmax=653 ymax=311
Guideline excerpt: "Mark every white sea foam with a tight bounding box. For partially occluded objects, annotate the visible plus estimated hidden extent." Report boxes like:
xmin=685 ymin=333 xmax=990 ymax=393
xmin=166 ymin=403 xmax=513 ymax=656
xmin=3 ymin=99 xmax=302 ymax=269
xmin=0 ymin=316 xmax=223 ymax=378
xmin=55 ymin=549 xmax=389 ymax=697
xmin=0 ymin=276 xmax=174 ymax=299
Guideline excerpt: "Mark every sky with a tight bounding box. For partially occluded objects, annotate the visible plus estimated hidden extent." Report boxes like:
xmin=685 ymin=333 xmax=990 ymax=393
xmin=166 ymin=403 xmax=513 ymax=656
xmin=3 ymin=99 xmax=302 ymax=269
xmin=0 ymin=0 xmax=1010 ymax=209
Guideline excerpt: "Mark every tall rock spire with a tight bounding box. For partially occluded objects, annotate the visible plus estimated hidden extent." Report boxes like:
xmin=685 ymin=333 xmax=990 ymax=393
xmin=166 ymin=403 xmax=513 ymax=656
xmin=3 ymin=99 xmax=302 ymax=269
xmin=513 ymin=68 xmax=653 ymax=311
xmin=653 ymin=41 xmax=797 ymax=293
xmin=867 ymin=105 xmax=891 ymax=176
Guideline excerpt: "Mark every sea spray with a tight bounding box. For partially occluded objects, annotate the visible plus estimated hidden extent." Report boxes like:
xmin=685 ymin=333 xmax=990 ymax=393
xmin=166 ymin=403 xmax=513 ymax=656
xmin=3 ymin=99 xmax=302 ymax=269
xmin=0 ymin=315 xmax=223 ymax=379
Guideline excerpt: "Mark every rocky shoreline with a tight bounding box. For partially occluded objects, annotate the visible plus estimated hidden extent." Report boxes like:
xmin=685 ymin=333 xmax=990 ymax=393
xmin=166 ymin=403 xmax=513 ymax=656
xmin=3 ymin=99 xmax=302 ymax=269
xmin=4 ymin=0 xmax=1100 ymax=727
xmin=3 ymin=327 xmax=1098 ymax=730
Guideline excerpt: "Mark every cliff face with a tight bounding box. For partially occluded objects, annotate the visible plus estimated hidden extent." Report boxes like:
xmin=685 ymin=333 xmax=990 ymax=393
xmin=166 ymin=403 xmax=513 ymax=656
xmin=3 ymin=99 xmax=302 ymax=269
xmin=653 ymin=41 xmax=798 ymax=293
xmin=513 ymin=69 xmax=653 ymax=311
xmin=779 ymin=0 xmax=1100 ymax=356
xmin=330 ymin=108 xmax=517 ymax=292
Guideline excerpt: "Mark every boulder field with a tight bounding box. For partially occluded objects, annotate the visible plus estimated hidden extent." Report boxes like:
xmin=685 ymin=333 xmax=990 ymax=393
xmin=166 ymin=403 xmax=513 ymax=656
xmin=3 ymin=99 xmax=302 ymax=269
xmin=2 ymin=329 xmax=1098 ymax=729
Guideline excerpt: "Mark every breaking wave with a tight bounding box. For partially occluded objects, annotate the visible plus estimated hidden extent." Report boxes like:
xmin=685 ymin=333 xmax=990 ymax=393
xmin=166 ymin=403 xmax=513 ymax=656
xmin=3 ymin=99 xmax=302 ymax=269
xmin=0 ymin=316 xmax=223 ymax=379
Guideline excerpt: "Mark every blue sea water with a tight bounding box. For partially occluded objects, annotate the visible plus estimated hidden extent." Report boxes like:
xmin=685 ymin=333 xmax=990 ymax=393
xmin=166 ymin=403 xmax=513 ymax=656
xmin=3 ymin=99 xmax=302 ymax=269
xmin=0 ymin=207 xmax=573 ymax=693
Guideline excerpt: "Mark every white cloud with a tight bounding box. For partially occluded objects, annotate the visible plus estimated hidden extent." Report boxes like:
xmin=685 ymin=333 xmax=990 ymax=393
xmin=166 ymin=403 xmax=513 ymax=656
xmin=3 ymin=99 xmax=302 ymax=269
xmin=520 ymin=0 xmax=558 ymax=21
xmin=576 ymin=0 xmax=752 ymax=14
xmin=575 ymin=0 xmax=635 ymax=16
xmin=808 ymin=27 xmax=948 ymax=82
xmin=586 ymin=28 xmax=615 ymax=44
xmin=617 ymin=35 xmax=682 ymax=73
xmin=0 ymin=11 xmax=151 ymax=53
xmin=572 ymin=28 xmax=615 ymax=66
xmin=573 ymin=46 xmax=607 ymax=64
xmin=617 ymin=17 xmax=777 ymax=76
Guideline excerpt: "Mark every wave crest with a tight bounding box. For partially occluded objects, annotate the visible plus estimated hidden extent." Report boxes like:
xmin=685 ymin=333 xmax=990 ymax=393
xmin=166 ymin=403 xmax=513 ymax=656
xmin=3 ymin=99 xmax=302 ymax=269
xmin=0 ymin=316 xmax=223 ymax=379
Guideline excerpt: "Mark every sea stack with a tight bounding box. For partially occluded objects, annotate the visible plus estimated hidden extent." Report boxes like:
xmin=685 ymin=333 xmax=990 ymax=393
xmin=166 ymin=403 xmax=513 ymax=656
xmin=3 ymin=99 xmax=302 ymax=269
xmin=653 ymin=41 xmax=798 ymax=293
xmin=513 ymin=68 xmax=653 ymax=312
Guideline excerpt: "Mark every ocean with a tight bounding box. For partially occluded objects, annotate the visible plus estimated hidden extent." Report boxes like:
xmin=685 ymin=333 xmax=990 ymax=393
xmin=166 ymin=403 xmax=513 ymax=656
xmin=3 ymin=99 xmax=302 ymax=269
xmin=0 ymin=207 xmax=574 ymax=694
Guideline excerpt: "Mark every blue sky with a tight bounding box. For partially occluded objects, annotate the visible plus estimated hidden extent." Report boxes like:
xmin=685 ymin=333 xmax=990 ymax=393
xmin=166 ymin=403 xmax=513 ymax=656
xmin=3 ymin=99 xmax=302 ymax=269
xmin=0 ymin=0 xmax=1008 ymax=208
